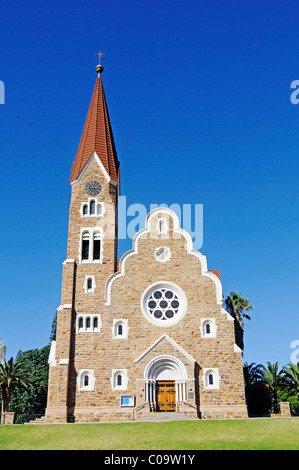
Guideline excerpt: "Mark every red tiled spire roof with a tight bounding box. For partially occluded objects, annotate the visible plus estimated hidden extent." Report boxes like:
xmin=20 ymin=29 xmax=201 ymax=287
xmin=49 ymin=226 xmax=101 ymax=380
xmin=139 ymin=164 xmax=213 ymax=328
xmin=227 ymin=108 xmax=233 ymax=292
xmin=70 ymin=72 xmax=119 ymax=183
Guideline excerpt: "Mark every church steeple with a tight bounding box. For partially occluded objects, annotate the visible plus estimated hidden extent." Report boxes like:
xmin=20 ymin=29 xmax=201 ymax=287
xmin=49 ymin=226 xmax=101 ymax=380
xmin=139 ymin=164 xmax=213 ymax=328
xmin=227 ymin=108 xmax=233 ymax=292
xmin=70 ymin=55 xmax=119 ymax=183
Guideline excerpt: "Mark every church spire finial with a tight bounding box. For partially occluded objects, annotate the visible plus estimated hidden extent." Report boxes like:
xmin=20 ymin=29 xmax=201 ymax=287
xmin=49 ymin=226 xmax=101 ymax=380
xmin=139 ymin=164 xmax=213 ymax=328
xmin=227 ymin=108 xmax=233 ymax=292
xmin=95 ymin=50 xmax=106 ymax=74
xmin=70 ymin=52 xmax=119 ymax=183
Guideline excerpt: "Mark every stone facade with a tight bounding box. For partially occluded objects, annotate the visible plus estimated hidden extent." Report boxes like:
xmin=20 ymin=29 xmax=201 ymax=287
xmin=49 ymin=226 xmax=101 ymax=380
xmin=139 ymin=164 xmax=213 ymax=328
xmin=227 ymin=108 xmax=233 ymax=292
xmin=45 ymin=162 xmax=247 ymax=422
xmin=45 ymin=72 xmax=248 ymax=423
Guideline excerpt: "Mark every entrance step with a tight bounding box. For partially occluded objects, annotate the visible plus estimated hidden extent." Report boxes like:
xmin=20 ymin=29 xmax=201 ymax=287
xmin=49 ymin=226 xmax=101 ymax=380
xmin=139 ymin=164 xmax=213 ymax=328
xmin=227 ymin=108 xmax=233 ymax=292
xmin=24 ymin=416 xmax=47 ymax=425
xmin=135 ymin=412 xmax=197 ymax=422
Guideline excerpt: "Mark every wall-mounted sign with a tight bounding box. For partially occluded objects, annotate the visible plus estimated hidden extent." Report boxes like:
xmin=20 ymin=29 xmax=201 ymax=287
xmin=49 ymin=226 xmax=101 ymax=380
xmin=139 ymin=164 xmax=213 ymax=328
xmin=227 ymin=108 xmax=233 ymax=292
xmin=120 ymin=395 xmax=135 ymax=407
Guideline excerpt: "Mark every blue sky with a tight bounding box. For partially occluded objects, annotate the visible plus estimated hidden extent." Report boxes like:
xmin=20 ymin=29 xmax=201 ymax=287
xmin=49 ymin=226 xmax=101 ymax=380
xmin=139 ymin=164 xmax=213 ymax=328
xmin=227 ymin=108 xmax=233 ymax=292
xmin=0 ymin=0 xmax=298 ymax=368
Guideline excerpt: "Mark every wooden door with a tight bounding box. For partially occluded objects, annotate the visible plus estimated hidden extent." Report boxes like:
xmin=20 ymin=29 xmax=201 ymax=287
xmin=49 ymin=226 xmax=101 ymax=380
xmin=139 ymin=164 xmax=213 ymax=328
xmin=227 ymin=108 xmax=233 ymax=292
xmin=156 ymin=380 xmax=176 ymax=412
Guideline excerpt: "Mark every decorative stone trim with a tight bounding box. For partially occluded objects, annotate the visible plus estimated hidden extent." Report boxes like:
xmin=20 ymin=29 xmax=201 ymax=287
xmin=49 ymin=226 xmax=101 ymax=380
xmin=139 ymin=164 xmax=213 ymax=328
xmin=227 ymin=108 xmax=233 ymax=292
xmin=105 ymin=208 xmax=223 ymax=306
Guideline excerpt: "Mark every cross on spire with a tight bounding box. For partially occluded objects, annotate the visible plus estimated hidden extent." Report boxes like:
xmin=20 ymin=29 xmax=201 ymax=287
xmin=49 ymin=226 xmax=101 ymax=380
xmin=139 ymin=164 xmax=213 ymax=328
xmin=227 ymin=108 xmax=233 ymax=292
xmin=95 ymin=50 xmax=106 ymax=66
xmin=94 ymin=50 xmax=106 ymax=74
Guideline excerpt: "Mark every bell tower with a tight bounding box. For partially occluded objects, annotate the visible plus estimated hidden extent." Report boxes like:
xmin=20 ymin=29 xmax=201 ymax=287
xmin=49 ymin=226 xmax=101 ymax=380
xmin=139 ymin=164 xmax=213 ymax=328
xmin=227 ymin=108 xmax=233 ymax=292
xmin=46 ymin=54 xmax=120 ymax=423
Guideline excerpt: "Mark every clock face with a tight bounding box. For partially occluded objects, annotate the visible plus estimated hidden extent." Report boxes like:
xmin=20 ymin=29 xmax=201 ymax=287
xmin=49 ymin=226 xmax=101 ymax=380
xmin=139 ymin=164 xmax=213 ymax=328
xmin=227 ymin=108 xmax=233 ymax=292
xmin=85 ymin=180 xmax=102 ymax=196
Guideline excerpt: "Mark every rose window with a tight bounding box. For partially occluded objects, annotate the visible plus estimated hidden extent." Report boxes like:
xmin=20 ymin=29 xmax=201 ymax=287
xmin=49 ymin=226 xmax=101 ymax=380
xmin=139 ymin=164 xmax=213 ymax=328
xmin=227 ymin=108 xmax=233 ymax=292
xmin=147 ymin=288 xmax=180 ymax=321
xmin=141 ymin=283 xmax=187 ymax=326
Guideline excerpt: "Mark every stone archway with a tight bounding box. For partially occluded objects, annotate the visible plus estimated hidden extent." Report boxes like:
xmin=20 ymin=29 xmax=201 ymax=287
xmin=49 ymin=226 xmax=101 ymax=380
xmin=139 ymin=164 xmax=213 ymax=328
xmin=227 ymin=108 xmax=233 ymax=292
xmin=144 ymin=355 xmax=188 ymax=410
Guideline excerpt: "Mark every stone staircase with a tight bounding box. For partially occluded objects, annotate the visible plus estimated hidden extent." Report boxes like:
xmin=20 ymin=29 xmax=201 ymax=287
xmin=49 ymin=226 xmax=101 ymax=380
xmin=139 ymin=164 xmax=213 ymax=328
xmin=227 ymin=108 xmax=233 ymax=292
xmin=134 ymin=412 xmax=197 ymax=422
xmin=24 ymin=415 xmax=47 ymax=425
xmin=24 ymin=411 xmax=198 ymax=424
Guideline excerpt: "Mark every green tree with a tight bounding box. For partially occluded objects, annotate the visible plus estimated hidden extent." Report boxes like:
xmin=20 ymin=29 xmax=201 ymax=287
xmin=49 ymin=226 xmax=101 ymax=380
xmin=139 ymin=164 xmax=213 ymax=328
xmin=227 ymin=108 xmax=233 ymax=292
xmin=0 ymin=357 xmax=32 ymax=424
xmin=49 ymin=312 xmax=57 ymax=343
xmin=282 ymin=362 xmax=299 ymax=403
xmin=260 ymin=362 xmax=284 ymax=410
xmin=224 ymin=292 xmax=253 ymax=350
xmin=9 ymin=346 xmax=50 ymax=423
xmin=243 ymin=362 xmax=271 ymax=416
xmin=243 ymin=362 xmax=263 ymax=386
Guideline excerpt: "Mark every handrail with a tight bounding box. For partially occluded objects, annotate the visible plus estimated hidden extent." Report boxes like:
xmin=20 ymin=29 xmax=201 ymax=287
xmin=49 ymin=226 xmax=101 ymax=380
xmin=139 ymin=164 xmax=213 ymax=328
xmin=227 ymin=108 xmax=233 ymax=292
xmin=132 ymin=401 xmax=149 ymax=421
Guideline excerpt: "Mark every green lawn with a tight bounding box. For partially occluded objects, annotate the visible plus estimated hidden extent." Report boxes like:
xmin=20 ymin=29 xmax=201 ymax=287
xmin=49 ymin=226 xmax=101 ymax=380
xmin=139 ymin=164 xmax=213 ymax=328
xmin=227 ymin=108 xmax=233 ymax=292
xmin=0 ymin=418 xmax=298 ymax=450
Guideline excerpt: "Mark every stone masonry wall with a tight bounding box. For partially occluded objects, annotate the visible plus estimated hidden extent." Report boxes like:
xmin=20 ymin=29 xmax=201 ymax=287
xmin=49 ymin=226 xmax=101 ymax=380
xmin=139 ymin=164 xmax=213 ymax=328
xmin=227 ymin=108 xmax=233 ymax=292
xmin=46 ymin=158 xmax=247 ymax=423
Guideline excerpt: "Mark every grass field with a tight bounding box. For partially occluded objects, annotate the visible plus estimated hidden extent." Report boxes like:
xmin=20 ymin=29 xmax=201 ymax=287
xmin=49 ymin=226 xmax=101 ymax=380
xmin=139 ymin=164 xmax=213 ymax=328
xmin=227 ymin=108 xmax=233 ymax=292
xmin=0 ymin=418 xmax=298 ymax=450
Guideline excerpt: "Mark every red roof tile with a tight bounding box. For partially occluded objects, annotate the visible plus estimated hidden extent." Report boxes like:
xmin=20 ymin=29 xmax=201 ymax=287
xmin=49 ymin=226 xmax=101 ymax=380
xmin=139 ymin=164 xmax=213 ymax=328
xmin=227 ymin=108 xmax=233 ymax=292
xmin=210 ymin=270 xmax=220 ymax=280
xmin=70 ymin=74 xmax=119 ymax=183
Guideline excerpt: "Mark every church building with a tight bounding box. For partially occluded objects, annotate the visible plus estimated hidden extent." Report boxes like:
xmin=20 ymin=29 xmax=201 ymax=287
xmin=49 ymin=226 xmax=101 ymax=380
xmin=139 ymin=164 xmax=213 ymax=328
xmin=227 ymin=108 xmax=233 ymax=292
xmin=45 ymin=58 xmax=248 ymax=423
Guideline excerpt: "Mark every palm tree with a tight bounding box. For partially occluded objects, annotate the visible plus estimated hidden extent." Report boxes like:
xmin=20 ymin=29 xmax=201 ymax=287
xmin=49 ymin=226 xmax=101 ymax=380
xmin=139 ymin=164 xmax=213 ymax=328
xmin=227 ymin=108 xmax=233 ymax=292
xmin=243 ymin=362 xmax=272 ymax=416
xmin=282 ymin=362 xmax=299 ymax=402
xmin=243 ymin=362 xmax=263 ymax=387
xmin=260 ymin=362 xmax=284 ymax=410
xmin=224 ymin=292 xmax=253 ymax=350
xmin=0 ymin=357 xmax=32 ymax=425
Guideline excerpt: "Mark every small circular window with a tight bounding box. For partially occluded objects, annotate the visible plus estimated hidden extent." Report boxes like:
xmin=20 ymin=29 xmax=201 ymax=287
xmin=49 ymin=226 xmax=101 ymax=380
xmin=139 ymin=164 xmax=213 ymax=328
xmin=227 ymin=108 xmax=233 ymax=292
xmin=141 ymin=282 xmax=187 ymax=326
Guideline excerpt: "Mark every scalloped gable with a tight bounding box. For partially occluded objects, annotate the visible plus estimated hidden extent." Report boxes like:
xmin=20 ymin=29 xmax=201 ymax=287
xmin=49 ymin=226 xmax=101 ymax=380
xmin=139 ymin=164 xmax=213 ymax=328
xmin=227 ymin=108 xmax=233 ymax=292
xmin=105 ymin=207 xmax=223 ymax=305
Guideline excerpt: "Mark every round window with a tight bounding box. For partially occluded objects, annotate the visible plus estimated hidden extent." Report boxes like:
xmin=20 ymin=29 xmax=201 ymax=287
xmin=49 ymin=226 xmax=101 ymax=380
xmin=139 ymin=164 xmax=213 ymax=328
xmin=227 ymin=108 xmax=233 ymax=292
xmin=141 ymin=282 xmax=187 ymax=326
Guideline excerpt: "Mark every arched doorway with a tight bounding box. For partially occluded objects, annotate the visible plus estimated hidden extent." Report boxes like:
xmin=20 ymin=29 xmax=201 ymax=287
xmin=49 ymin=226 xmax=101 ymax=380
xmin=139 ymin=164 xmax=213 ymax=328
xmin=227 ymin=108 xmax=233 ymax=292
xmin=144 ymin=355 xmax=188 ymax=412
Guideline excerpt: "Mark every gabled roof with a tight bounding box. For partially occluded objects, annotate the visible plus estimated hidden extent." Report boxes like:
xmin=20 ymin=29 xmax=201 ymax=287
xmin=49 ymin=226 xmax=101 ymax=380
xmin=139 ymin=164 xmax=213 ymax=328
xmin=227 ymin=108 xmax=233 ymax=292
xmin=134 ymin=334 xmax=196 ymax=364
xmin=70 ymin=73 xmax=119 ymax=183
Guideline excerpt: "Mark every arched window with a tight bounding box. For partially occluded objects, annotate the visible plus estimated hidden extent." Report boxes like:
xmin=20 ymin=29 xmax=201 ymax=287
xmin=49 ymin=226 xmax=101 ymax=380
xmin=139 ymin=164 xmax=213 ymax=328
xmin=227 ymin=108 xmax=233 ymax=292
xmin=93 ymin=231 xmax=101 ymax=260
xmin=118 ymin=324 xmax=123 ymax=336
xmin=90 ymin=200 xmax=95 ymax=215
xmin=80 ymin=229 xmax=102 ymax=263
xmin=77 ymin=314 xmax=101 ymax=333
xmin=203 ymin=368 xmax=219 ymax=389
xmin=157 ymin=218 xmax=167 ymax=234
xmin=81 ymin=200 xmax=104 ymax=218
xmin=117 ymin=374 xmax=122 ymax=386
xmin=78 ymin=370 xmax=95 ymax=391
xmin=97 ymin=204 xmax=103 ymax=216
xmin=112 ymin=320 xmax=128 ymax=339
xmin=84 ymin=275 xmax=96 ymax=293
xmin=81 ymin=231 xmax=90 ymax=260
xmin=201 ymin=319 xmax=216 ymax=338
xmin=111 ymin=369 xmax=127 ymax=390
